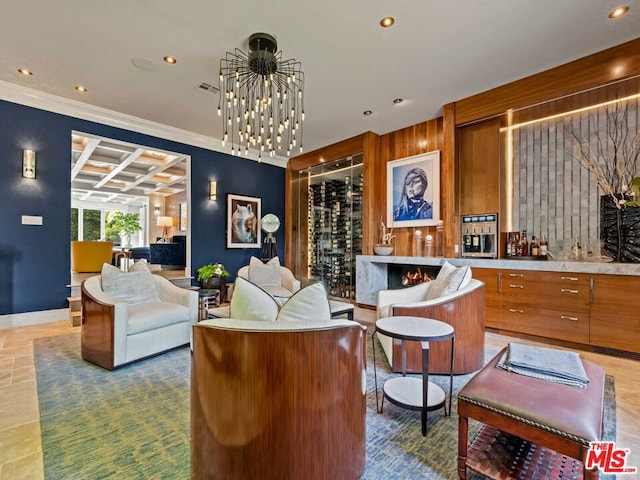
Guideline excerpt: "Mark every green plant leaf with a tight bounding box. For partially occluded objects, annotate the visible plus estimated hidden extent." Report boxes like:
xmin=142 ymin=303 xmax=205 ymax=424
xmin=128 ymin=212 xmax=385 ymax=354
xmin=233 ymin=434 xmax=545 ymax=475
xmin=631 ymin=176 xmax=640 ymax=199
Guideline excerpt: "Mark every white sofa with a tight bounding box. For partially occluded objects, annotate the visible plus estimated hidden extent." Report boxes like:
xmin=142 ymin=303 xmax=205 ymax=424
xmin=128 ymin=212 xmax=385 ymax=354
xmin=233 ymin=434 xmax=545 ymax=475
xmin=81 ymin=273 xmax=198 ymax=370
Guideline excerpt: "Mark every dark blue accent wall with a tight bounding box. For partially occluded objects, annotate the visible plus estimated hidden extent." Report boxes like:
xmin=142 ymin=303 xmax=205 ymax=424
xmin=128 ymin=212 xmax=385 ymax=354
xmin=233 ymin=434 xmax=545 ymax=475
xmin=0 ymin=99 xmax=285 ymax=315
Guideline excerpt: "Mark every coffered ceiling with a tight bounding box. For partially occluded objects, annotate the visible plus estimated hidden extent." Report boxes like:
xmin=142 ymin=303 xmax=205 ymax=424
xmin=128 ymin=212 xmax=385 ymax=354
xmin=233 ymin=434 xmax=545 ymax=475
xmin=71 ymin=133 xmax=187 ymax=206
xmin=1 ymin=1 xmax=639 ymax=160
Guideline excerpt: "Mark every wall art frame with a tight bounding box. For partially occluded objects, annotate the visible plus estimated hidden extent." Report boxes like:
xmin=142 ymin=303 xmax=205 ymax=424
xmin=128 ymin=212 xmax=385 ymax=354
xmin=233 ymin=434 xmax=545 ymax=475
xmin=227 ymin=193 xmax=261 ymax=248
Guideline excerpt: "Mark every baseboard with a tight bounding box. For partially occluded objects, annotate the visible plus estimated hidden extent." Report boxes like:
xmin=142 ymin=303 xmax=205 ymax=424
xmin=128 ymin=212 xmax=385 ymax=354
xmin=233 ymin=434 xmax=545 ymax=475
xmin=0 ymin=308 xmax=68 ymax=328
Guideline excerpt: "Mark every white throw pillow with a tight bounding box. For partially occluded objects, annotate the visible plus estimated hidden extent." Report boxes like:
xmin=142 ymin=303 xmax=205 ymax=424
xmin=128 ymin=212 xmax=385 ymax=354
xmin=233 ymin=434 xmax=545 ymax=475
xmin=230 ymin=277 xmax=279 ymax=321
xmin=100 ymin=262 xmax=160 ymax=305
xmin=248 ymin=256 xmax=282 ymax=286
xmin=426 ymin=262 xmax=472 ymax=300
xmin=277 ymin=282 xmax=331 ymax=321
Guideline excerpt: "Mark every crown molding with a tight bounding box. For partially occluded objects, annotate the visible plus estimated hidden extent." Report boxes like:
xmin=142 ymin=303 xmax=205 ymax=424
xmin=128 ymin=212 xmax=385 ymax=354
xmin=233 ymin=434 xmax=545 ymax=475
xmin=0 ymin=80 xmax=287 ymax=168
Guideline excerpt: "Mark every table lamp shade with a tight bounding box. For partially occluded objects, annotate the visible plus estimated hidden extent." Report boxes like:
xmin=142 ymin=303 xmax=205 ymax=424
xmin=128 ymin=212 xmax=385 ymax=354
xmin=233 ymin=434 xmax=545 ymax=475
xmin=157 ymin=216 xmax=173 ymax=238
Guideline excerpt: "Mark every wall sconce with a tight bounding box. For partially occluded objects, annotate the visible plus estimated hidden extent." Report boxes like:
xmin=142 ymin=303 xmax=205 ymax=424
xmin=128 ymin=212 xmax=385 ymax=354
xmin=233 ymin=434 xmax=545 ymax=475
xmin=209 ymin=181 xmax=217 ymax=201
xmin=23 ymin=149 xmax=36 ymax=178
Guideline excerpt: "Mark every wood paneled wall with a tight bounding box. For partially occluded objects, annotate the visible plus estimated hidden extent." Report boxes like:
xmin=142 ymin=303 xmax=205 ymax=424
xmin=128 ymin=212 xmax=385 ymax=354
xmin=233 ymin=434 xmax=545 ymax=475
xmin=375 ymin=119 xmax=446 ymax=256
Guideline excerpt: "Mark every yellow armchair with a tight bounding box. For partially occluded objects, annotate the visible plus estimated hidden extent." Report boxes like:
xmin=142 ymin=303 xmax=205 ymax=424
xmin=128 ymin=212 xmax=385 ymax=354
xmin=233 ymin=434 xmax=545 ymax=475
xmin=71 ymin=241 xmax=113 ymax=273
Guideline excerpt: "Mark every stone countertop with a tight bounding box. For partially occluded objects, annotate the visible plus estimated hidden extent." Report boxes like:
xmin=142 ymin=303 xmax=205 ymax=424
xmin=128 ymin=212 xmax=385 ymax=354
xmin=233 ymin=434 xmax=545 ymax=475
xmin=356 ymin=255 xmax=640 ymax=276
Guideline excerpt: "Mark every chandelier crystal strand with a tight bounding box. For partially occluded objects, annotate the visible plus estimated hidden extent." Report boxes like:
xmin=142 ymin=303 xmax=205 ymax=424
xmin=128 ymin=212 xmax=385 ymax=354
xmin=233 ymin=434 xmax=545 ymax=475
xmin=219 ymin=33 xmax=304 ymax=160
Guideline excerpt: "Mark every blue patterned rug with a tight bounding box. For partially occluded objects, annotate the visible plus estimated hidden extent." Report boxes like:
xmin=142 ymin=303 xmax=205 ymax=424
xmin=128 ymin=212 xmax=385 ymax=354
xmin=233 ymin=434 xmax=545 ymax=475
xmin=35 ymin=331 xmax=616 ymax=479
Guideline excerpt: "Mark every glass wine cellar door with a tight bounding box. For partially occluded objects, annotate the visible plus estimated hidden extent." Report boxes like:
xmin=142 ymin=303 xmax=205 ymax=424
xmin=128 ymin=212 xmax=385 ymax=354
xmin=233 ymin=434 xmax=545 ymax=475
xmin=301 ymin=154 xmax=363 ymax=300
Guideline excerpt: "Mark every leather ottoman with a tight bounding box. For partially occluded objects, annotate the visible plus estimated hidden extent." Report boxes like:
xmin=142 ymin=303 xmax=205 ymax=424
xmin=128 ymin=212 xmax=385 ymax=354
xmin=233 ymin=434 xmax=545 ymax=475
xmin=457 ymin=348 xmax=605 ymax=480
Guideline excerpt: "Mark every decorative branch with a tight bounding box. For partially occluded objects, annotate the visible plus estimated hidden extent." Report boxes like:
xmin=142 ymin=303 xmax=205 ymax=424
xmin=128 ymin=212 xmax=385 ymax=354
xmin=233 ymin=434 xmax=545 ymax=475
xmin=379 ymin=219 xmax=395 ymax=245
xmin=571 ymin=103 xmax=640 ymax=209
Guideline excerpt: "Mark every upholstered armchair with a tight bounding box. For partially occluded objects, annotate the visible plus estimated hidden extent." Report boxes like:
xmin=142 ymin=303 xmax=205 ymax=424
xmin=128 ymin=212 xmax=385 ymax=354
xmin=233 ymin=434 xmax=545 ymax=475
xmin=71 ymin=241 xmax=113 ymax=273
xmin=377 ymin=276 xmax=485 ymax=375
xmin=236 ymin=256 xmax=300 ymax=302
xmin=81 ymin=263 xmax=198 ymax=370
xmin=191 ymin=318 xmax=366 ymax=480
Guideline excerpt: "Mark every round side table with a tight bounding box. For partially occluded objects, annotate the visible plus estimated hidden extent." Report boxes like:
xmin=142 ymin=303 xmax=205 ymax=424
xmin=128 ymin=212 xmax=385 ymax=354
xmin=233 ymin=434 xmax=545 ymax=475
xmin=373 ymin=315 xmax=455 ymax=436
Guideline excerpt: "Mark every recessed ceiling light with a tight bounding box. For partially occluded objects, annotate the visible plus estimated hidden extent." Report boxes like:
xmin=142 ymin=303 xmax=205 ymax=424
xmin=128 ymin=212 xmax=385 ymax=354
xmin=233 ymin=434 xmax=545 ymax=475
xmin=609 ymin=6 xmax=629 ymax=18
xmin=393 ymin=98 xmax=403 ymax=104
xmin=18 ymin=68 xmax=33 ymax=76
xmin=380 ymin=16 xmax=395 ymax=27
xmin=363 ymin=110 xmax=373 ymax=116
xmin=75 ymin=85 xmax=88 ymax=93
xmin=163 ymin=56 xmax=177 ymax=64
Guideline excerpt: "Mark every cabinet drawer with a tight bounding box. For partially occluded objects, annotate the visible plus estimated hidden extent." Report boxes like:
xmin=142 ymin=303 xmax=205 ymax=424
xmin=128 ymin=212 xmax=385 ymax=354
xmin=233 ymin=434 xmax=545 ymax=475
xmin=502 ymin=270 xmax=589 ymax=287
xmin=501 ymin=281 xmax=590 ymax=313
xmin=499 ymin=304 xmax=590 ymax=343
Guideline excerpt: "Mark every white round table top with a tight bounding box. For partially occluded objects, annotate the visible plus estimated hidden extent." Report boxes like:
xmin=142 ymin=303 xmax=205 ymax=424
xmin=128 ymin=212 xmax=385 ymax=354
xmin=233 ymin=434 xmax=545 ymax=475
xmin=376 ymin=316 xmax=454 ymax=342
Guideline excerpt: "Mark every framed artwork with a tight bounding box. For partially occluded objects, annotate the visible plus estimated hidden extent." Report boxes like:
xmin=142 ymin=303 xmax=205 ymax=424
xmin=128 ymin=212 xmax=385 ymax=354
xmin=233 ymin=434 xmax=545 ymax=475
xmin=179 ymin=202 xmax=187 ymax=232
xmin=386 ymin=150 xmax=440 ymax=228
xmin=227 ymin=193 xmax=261 ymax=248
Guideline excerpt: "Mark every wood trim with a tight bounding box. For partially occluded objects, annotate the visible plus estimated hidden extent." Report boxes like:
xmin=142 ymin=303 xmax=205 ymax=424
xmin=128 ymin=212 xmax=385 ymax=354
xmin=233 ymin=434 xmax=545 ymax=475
xmin=454 ymin=38 xmax=640 ymax=126
xmin=80 ymin=280 xmax=116 ymax=370
xmin=288 ymin=133 xmax=370 ymax=172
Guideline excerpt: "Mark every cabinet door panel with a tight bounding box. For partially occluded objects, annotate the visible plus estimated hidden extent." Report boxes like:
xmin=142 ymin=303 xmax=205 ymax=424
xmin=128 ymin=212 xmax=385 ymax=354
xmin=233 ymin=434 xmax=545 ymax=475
xmin=472 ymin=268 xmax=502 ymax=328
xmin=590 ymin=274 xmax=640 ymax=353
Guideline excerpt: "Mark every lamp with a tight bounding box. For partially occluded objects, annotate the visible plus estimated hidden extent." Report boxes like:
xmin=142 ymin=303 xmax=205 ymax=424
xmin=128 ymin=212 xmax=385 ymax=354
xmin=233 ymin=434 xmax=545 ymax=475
xmin=157 ymin=216 xmax=173 ymax=241
xmin=209 ymin=180 xmax=217 ymax=201
xmin=218 ymin=32 xmax=305 ymax=160
xmin=23 ymin=149 xmax=36 ymax=178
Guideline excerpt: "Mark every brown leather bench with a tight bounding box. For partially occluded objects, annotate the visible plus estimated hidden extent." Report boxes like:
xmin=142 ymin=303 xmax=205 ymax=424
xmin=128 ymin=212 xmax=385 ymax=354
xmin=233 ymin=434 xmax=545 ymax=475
xmin=458 ymin=348 xmax=605 ymax=480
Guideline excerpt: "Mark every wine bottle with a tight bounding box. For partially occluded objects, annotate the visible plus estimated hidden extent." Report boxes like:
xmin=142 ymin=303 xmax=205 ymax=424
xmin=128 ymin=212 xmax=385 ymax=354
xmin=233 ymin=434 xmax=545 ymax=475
xmin=530 ymin=235 xmax=540 ymax=256
xmin=540 ymin=234 xmax=548 ymax=257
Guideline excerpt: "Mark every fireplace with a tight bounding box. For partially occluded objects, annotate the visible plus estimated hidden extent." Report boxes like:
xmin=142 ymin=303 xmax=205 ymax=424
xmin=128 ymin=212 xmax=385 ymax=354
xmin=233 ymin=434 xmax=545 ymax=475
xmin=387 ymin=264 xmax=441 ymax=290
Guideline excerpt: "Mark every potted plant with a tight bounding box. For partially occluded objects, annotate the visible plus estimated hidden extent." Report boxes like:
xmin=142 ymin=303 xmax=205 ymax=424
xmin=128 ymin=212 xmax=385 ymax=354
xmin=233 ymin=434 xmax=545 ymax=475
xmin=107 ymin=212 xmax=142 ymax=247
xmin=374 ymin=220 xmax=395 ymax=255
xmin=197 ymin=262 xmax=230 ymax=301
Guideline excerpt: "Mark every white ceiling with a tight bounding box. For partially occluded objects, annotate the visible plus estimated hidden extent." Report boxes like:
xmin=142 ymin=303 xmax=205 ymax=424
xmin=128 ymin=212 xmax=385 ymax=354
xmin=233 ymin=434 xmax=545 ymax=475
xmin=1 ymin=1 xmax=639 ymax=158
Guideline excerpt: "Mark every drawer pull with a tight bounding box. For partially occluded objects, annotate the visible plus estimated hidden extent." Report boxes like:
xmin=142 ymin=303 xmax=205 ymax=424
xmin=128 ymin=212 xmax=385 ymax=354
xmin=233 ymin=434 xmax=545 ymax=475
xmin=561 ymin=276 xmax=579 ymax=281
xmin=561 ymin=289 xmax=579 ymax=294
xmin=560 ymin=315 xmax=578 ymax=321
xmin=508 ymin=273 xmax=524 ymax=278
xmin=508 ymin=308 xmax=524 ymax=314
xmin=509 ymin=284 xmax=524 ymax=289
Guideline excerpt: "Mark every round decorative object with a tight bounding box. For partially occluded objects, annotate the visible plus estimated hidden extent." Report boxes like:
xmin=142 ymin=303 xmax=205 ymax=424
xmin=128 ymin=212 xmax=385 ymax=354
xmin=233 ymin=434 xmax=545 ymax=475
xmin=261 ymin=213 xmax=281 ymax=233
xmin=373 ymin=245 xmax=394 ymax=256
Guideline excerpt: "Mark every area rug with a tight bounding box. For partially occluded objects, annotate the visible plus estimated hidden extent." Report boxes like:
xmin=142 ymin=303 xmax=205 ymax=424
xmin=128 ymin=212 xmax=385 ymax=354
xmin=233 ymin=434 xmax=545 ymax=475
xmin=35 ymin=331 xmax=616 ymax=479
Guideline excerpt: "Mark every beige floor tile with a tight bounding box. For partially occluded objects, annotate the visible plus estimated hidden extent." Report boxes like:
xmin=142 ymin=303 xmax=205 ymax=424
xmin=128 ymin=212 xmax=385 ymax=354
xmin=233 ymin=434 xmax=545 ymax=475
xmin=0 ymin=451 xmax=44 ymax=480
xmin=0 ymin=345 xmax=32 ymax=361
xmin=0 ymin=421 xmax=42 ymax=465
xmin=0 ymin=381 xmax=40 ymax=431
xmin=11 ymin=365 xmax=36 ymax=385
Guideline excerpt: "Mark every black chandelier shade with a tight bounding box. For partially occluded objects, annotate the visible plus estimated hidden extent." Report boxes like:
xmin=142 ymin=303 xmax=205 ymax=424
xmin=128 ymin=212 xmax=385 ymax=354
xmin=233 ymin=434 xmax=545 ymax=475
xmin=218 ymin=33 xmax=305 ymax=160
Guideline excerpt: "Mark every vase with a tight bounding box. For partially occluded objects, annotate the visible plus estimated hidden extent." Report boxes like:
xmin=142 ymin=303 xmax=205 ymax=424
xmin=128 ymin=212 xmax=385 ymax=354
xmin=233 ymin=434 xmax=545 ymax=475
xmin=202 ymin=277 xmax=228 ymax=303
xmin=600 ymin=195 xmax=640 ymax=263
xmin=373 ymin=245 xmax=394 ymax=256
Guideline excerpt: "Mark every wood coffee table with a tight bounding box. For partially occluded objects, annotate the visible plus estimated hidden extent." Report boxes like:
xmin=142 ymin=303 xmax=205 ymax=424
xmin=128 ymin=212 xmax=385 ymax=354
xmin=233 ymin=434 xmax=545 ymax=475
xmin=457 ymin=348 xmax=605 ymax=480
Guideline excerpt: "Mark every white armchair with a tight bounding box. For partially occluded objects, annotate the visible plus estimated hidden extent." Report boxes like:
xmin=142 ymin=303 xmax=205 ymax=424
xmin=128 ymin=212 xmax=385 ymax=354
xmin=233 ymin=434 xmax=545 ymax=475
xmin=376 ymin=278 xmax=485 ymax=374
xmin=81 ymin=273 xmax=198 ymax=370
xmin=237 ymin=261 xmax=301 ymax=302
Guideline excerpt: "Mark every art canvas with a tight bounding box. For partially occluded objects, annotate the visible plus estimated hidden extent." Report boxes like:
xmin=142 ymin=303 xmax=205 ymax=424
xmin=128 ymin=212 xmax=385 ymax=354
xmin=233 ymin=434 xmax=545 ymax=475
xmin=387 ymin=151 xmax=440 ymax=228
xmin=227 ymin=194 xmax=261 ymax=248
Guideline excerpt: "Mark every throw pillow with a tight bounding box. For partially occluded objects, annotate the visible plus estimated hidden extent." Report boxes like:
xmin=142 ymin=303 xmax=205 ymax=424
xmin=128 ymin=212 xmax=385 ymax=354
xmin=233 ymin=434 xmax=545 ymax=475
xmin=229 ymin=277 xmax=279 ymax=321
xmin=100 ymin=262 xmax=161 ymax=305
xmin=277 ymin=282 xmax=331 ymax=322
xmin=248 ymin=256 xmax=282 ymax=286
xmin=426 ymin=262 xmax=472 ymax=300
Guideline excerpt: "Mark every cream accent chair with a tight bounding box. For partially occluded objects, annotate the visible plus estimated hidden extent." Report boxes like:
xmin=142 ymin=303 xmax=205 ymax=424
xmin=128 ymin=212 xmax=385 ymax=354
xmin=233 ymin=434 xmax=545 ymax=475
xmin=81 ymin=274 xmax=198 ymax=370
xmin=376 ymin=278 xmax=486 ymax=375
xmin=236 ymin=263 xmax=300 ymax=302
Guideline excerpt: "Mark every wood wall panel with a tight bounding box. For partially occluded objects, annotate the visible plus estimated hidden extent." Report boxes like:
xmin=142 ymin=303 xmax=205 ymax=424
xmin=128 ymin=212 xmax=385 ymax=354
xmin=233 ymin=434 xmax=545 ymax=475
xmin=376 ymin=119 xmax=444 ymax=257
xmin=454 ymin=38 xmax=640 ymax=126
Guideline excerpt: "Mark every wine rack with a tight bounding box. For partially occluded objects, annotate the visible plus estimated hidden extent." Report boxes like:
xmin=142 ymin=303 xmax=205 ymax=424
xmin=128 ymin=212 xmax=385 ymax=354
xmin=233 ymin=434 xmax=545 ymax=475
xmin=308 ymin=166 xmax=363 ymax=299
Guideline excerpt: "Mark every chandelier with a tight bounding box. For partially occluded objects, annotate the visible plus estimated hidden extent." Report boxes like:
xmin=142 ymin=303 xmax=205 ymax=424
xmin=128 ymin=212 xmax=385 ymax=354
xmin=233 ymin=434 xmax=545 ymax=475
xmin=218 ymin=33 xmax=305 ymax=160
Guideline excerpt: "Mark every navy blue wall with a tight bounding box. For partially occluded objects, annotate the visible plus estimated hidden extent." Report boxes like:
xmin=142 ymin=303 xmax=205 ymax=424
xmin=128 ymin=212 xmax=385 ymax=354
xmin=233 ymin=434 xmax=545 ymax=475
xmin=0 ymin=99 xmax=285 ymax=315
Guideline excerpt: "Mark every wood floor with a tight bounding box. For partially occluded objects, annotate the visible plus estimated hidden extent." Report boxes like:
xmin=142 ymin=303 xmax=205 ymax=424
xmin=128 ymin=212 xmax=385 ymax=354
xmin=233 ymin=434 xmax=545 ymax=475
xmin=0 ymin=307 xmax=638 ymax=478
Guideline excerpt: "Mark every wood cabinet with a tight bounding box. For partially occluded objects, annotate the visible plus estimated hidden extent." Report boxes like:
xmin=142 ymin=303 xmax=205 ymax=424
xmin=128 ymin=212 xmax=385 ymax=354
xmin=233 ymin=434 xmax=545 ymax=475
xmin=590 ymin=274 xmax=640 ymax=354
xmin=458 ymin=118 xmax=500 ymax=216
xmin=474 ymin=267 xmax=638 ymax=353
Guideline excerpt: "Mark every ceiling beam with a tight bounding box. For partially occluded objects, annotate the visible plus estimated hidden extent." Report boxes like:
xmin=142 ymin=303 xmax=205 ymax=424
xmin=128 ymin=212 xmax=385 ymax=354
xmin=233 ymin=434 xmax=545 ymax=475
xmin=95 ymin=148 xmax=145 ymax=189
xmin=71 ymin=138 xmax=100 ymax=180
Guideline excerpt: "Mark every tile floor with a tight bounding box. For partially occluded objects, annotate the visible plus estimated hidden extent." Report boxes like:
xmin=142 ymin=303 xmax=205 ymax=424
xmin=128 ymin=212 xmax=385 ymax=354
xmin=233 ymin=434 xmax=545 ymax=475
xmin=0 ymin=308 xmax=638 ymax=478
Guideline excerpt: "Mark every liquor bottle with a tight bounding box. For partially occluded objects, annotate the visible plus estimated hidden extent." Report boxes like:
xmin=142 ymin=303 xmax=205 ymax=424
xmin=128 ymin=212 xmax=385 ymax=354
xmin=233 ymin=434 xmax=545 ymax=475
xmin=540 ymin=234 xmax=548 ymax=257
xmin=530 ymin=235 xmax=540 ymax=256
xmin=572 ymin=236 xmax=583 ymax=260
xmin=520 ymin=230 xmax=529 ymax=256
xmin=506 ymin=233 xmax=513 ymax=257
xmin=513 ymin=232 xmax=522 ymax=256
